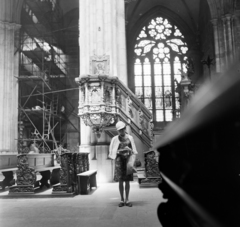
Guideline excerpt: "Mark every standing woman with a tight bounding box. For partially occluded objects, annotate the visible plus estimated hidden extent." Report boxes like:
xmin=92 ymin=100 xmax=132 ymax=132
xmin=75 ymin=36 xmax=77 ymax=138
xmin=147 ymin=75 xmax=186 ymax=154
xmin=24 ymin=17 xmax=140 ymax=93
xmin=109 ymin=121 xmax=138 ymax=207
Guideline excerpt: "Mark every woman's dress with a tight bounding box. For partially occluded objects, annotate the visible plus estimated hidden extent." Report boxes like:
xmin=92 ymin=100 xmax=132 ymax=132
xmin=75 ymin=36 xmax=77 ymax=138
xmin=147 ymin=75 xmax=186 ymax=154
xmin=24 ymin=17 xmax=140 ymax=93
xmin=114 ymin=135 xmax=133 ymax=182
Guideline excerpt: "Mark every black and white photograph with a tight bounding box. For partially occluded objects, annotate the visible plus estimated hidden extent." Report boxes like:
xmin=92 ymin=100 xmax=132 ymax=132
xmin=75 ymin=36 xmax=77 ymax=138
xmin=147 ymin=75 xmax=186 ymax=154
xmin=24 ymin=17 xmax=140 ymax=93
xmin=0 ymin=0 xmax=240 ymax=226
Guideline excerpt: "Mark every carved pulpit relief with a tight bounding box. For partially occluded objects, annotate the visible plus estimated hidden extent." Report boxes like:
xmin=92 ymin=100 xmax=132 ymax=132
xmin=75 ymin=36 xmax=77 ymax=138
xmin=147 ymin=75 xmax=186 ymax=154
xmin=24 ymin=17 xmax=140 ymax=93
xmin=90 ymin=55 xmax=110 ymax=76
xmin=115 ymin=88 xmax=122 ymax=107
xmin=104 ymin=86 xmax=112 ymax=104
xmin=104 ymin=85 xmax=113 ymax=112
xmin=150 ymin=119 xmax=154 ymax=147
xmin=139 ymin=109 xmax=144 ymax=126
xmin=127 ymin=96 xmax=134 ymax=118
xmin=80 ymin=86 xmax=85 ymax=105
xmin=89 ymin=86 xmax=101 ymax=104
xmin=139 ymin=109 xmax=149 ymax=135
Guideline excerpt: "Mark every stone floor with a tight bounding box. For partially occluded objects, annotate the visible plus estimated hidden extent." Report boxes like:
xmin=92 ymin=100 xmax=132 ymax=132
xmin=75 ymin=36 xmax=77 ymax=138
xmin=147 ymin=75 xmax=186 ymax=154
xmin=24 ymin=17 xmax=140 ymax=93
xmin=0 ymin=181 xmax=166 ymax=227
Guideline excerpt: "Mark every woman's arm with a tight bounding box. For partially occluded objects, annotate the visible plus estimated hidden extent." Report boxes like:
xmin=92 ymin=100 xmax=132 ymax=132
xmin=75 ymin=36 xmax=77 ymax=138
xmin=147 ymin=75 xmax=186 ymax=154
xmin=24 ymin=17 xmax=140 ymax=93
xmin=129 ymin=136 xmax=138 ymax=155
xmin=108 ymin=138 xmax=114 ymax=159
xmin=108 ymin=136 xmax=119 ymax=159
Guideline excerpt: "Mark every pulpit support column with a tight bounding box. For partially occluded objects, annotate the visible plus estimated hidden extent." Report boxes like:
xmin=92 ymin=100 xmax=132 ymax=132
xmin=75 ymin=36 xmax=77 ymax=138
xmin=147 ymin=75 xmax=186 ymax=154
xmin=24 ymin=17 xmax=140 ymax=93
xmin=0 ymin=21 xmax=21 ymax=153
xmin=78 ymin=0 xmax=128 ymax=182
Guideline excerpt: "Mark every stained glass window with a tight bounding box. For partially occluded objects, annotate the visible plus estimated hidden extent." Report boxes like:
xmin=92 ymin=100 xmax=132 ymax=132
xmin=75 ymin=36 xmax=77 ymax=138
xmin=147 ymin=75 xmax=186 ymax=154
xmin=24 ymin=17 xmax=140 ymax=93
xmin=134 ymin=17 xmax=188 ymax=125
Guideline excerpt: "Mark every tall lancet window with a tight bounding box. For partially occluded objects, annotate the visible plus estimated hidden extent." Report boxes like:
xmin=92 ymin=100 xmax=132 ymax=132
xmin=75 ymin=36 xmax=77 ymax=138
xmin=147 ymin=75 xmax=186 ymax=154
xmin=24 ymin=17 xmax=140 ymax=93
xmin=134 ymin=17 xmax=188 ymax=127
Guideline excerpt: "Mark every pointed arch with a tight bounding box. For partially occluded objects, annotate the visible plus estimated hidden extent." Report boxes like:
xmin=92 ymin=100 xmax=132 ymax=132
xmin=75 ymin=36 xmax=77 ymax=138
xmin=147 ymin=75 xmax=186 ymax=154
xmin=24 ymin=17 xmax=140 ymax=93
xmin=131 ymin=15 xmax=189 ymax=127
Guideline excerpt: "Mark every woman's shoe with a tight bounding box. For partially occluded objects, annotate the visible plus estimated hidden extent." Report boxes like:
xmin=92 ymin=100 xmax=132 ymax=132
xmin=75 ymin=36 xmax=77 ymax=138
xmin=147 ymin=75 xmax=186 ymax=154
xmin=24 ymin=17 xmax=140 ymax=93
xmin=118 ymin=201 xmax=124 ymax=207
xmin=125 ymin=202 xmax=132 ymax=207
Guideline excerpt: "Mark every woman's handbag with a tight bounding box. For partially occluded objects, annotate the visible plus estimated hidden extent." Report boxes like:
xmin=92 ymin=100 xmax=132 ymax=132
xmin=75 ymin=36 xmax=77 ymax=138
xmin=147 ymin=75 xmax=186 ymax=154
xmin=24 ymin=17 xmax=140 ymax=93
xmin=126 ymin=154 xmax=136 ymax=175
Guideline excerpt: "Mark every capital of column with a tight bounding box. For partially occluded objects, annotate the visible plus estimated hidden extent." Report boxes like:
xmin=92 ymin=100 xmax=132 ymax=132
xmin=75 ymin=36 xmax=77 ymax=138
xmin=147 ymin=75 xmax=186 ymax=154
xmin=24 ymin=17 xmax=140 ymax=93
xmin=211 ymin=18 xmax=218 ymax=27
xmin=223 ymin=14 xmax=233 ymax=26
xmin=224 ymin=14 xmax=232 ymax=21
xmin=0 ymin=21 xmax=21 ymax=31
xmin=221 ymin=16 xmax=227 ymax=24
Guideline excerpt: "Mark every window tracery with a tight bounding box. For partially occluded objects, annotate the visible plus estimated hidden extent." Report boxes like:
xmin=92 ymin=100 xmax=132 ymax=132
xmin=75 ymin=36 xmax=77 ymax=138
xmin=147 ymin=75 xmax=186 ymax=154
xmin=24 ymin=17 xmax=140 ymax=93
xmin=134 ymin=17 xmax=189 ymax=125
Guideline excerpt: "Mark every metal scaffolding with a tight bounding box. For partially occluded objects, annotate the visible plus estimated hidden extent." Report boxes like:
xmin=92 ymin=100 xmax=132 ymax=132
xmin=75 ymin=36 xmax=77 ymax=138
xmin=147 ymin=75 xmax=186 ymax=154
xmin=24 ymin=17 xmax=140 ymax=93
xmin=17 ymin=0 xmax=78 ymax=154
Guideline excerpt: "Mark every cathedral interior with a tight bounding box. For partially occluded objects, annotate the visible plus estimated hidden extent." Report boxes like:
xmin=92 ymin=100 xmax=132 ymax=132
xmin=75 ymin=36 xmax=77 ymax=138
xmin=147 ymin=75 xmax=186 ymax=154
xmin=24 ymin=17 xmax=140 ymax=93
xmin=0 ymin=0 xmax=240 ymax=227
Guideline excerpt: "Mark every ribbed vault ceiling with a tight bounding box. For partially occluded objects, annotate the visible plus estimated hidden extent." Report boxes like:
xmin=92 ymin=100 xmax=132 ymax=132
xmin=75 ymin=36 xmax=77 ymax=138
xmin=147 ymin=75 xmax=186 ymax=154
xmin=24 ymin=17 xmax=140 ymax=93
xmin=126 ymin=0 xmax=201 ymax=34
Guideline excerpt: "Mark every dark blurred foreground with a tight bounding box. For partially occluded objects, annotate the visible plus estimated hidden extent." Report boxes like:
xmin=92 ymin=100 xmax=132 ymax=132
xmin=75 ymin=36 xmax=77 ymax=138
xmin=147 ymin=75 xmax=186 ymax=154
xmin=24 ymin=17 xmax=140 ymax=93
xmin=155 ymin=60 xmax=240 ymax=227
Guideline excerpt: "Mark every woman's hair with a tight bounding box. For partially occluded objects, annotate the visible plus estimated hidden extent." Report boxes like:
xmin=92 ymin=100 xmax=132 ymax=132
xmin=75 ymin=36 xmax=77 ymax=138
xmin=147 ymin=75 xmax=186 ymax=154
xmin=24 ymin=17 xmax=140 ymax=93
xmin=118 ymin=126 xmax=126 ymax=132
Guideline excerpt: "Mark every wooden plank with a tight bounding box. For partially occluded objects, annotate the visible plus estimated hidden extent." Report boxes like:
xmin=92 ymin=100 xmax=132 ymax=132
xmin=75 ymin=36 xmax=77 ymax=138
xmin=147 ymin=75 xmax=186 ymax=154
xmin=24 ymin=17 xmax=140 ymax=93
xmin=1 ymin=154 xmax=60 ymax=173
xmin=34 ymin=166 xmax=60 ymax=172
xmin=77 ymin=170 xmax=97 ymax=195
xmin=137 ymin=173 xmax=146 ymax=179
xmin=0 ymin=154 xmax=17 ymax=169
xmin=0 ymin=168 xmax=18 ymax=172
xmin=77 ymin=169 xmax=97 ymax=176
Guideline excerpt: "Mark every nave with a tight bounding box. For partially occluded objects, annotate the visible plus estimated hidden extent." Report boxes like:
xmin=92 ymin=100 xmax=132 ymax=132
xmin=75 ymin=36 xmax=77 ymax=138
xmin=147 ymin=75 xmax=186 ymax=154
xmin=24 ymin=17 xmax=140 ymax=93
xmin=0 ymin=181 xmax=165 ymax=227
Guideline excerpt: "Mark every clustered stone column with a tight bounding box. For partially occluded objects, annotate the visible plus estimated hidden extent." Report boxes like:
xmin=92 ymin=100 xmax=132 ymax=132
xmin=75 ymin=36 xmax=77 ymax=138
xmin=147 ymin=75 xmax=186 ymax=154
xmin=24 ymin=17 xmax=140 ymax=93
xmin=232 ymin=10 xmax=240 ymax=56
xmin=212 ymin=11 xmax=240 ymax=73
xmin=79 ymin=0 xmax=127 ymax=83
xmin=221 ymin=16 xmax=228 ymax=65
xmin=225 ymin=14 xmax=233 ymax=61
xmin=222 ymin=14 xmax=234 ymax=66
xmin=0 ymin=21 xmax=21 ymax=153
xmin=211 ymin=19 xmax=221 ymax=72
xmin=78 ymin=0 xmax=128 ymax=182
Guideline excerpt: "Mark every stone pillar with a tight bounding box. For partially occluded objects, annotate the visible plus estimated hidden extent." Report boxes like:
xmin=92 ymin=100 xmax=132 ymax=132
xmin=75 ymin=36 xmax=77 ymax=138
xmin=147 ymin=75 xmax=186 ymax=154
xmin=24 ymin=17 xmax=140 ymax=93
xmin=221 ymin=16 xmax=228 ymax=66
xmin=79 ymin=120 xmax=92 ymax=152
xmin=225 ymin=14 xmax=233 ymax=62
xmin=211 ymin=19 xmax=221 ymax=72
xmin=0 ymin=21 xmax=21 ymax=153
xmin=78 ymin=0 xmax=127 ymax=182
xmin=231 ymin=16 xmax=236 ymax=57
xmin=79 ymin=0 xmax=127 ymax=83
xmin=232 ymin=11 xmax=240 ymax=57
